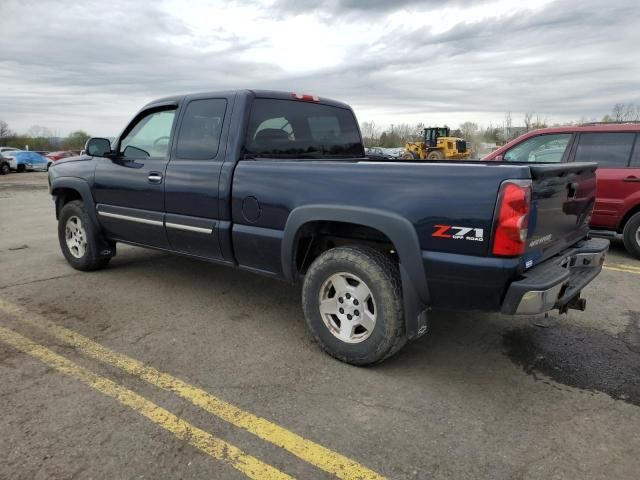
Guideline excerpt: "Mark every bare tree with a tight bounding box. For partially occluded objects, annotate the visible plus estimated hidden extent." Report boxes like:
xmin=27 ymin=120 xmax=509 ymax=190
xmin=612 ymin=103 xmax=625 ymax=122
xmin=459 ymin=122 xmax=479 ymax=141
xmin=394 ymin=123 xmax=412 ymax=145
xmin=360 ymin=121 xmax=380 ymax=147
xmin=27 ymin=125 xmax=55 ymax=138
xmin=523 ymin=112 xmax=533 ymax=131
xmin=0 ymin=120 xmax=12 ymax=139
xmin=532 ymin=114 xmax=548 ymax=129
xmin=604 ymin=103 xmax=640 ymax=122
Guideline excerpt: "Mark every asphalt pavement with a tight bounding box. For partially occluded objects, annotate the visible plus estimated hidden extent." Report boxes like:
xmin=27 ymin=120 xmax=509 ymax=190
xmin=1 ymin=172 xmax=639 ymax=480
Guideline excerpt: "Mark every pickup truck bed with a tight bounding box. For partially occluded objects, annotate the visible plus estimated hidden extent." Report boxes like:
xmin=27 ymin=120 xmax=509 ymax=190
xmin=48 ymin=89 xmax=609 ymax=365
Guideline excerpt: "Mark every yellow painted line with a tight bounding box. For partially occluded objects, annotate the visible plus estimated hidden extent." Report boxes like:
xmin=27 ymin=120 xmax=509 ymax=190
xmin=0 ymin=325 xmax=293 ymax=480
xmin=0 ymin=299 xmax=386 ymax=480
xmin=604 ymin=265 xmax=640 ymax=275
xmin=605 ymin=262 xmax=640 ymax=272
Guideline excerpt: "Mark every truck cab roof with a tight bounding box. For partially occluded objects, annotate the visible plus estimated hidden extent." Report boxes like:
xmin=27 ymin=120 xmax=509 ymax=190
xmin=143 ymin=89 xmax=353 ymax=111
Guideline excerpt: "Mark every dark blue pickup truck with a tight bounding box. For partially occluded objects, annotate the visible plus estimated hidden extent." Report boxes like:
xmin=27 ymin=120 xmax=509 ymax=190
xmin=48 ymin=90 xmax=609 ymax=365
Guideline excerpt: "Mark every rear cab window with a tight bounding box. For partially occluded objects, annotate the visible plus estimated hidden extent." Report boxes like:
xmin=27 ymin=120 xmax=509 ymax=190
xmin=504 ymin=134 xmax=572 ymax=163
xmin=574 ymin=132 xmax=636 ymax=168
xmin=244 ymin=98 xmax=364 ymax=158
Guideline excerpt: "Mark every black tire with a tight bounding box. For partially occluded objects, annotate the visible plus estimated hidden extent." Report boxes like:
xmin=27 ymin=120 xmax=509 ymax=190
xmin=622 ymin=212 xmax=640 ymax=259
xmin=58 ymin=200 xmax=112 ymax=271
xmin=401 ymin=151 xmax=418 ymax=160
xmin=0 ymin=162 xmax=9 ymax=175
xmin=427 ymin=150 xmax=445 ymax=160
xmin=302 ymin=246 xmax=407 ymax=365
xmin=17 ymin=164 xmax=25 ymax=173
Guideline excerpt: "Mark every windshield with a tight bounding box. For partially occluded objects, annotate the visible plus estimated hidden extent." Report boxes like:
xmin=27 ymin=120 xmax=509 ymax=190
xmin=244 ymin=99 xmax=364 ymax=158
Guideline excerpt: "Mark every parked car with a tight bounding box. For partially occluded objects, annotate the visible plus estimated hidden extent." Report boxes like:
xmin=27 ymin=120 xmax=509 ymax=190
xmin=383 ymin=147 xmax=405 ymax=159
xmin=49 ymin=90 xmax=608 ymax=365
xmin=0 ymin=153 xmax=11 ymax=175
xmin=0 ymin=147 xmax=19 ymax=154
xmin=3 ymin=150 xmax=48 ymax=172
xmin=483 ymin=124 xmax=640 ymax=258
xmin=45 ymin=151 xmax=77 ymax=170
xmin=365 ymin=147 xmax=392 ymax=160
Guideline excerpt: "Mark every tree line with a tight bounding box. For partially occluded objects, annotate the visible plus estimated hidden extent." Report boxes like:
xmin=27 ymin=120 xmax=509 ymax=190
xmin=0 ymin=120 xmax=91 ymax=151
xmin=360 ymin=103 xmax=640 ymax=149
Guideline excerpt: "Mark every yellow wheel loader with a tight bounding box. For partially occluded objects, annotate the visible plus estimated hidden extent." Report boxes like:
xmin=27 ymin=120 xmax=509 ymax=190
xmin=402 ymin=127 xmax=472 ymax=160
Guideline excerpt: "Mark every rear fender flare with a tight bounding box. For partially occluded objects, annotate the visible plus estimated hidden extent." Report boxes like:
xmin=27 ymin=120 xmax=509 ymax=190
xmin=282 ymin=205 xmax=430 ymax=338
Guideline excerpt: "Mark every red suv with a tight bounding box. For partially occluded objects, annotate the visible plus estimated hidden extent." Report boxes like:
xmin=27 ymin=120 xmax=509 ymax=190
xmin=484 ymin=124 xmax=640 ymax=258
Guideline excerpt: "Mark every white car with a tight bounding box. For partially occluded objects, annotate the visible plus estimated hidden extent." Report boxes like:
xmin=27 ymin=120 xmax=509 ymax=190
xmin=0 ymin=147 xmax=19 ymax=154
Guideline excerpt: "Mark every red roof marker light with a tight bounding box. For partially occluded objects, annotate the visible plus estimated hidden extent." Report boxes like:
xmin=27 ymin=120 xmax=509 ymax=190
xmin=292 ymin=93 xmax=320 ymax=102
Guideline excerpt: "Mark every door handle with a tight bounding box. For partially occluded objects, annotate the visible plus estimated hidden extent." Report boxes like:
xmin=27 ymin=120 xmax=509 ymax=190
xmin=623 ymin=176 xmax=640 ymax=183
xmin=148 ymin=172 xmax=163 ymax=184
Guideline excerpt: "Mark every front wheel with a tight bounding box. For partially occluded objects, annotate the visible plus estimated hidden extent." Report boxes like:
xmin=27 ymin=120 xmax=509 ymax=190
xmin=302 ymin=246 xmax=406 ymax=365
xmin=0 ymin=163 xmax=9 ymax=175
xmin=622 ymin=212 xmax=640 ymax=259
xmin=58 ymin=200 xmax=112 ymax=271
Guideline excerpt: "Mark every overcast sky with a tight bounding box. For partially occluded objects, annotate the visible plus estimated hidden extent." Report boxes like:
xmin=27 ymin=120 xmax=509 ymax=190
xmin=1 ymin=0 xmax=639 ymax=136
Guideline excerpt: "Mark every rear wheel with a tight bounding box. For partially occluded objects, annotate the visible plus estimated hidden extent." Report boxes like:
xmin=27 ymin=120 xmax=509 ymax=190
xmin=622 ymin=212 xmax=640 ymax=259
xmin=427 ymin=150 xmax=445 ymax=160
xmin=58 ymin=200 xmax=112 ymax=271
xmin=302 ymin=246 xmax=406 ymax=365
xmin=17 ymin=164 xmax=25 ymax=173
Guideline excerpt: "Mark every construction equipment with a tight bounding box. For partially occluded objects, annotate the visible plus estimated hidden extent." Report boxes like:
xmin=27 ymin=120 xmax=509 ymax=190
xmin=402 ymin=127 xmax=471 ymax=160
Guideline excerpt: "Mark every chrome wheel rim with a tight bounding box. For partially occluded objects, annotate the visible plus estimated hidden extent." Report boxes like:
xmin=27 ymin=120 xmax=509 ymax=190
xmin=65 ymin=216 xmax=87 ymax=258
xmin=318 ymin=272 xmax=377 ymax=344
xmin=636 ymin=225 xmax=640 ymax=246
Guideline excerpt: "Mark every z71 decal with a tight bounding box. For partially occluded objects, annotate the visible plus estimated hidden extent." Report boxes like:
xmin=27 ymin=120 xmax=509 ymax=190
xmin=432 ymin=225 xmax=484 ymax=242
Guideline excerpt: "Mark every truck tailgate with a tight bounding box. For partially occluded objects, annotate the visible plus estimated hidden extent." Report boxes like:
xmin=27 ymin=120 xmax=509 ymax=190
xmin=524 ymin=162 xmax=597 ymax=267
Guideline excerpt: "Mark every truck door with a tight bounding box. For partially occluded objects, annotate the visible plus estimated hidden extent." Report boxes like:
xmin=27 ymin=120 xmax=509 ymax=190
xmin=163 ymin=97 xmax=230 ymax=261
xmin=572 ymin=132 xmax=637 ymax=230
xmin=93 ymin=106 xmax=177 ymax=248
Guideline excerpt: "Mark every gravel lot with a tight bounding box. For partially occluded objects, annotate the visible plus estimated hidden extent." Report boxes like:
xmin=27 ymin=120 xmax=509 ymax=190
xmin=1 ymin=172 xmax=639 ymax=480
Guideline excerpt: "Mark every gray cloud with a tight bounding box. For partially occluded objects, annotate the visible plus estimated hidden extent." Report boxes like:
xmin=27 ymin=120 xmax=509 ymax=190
xmin=270 ymin=0 xmax=490 ymax=16
xmin=271 ymin=0 xmax=640 ymax=119
xmin=0 ymin=0 xmax=281 ymax=134
xmin=0 ymin=0 xmax=638 ymax=136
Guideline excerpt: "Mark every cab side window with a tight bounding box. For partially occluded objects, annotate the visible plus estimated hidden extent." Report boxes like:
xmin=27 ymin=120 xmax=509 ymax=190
xmin=574 ymin=132 xmax=635 ymax=168
xmin=504 ymin=134 xmax=571 ymax=163
xmin=120 ymin=109 xmax=176 ymax=159
xmin=176 ymin=99 xmax=227 ymax=160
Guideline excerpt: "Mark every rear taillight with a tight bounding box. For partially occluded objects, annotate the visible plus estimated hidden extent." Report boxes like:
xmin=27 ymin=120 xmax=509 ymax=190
xmin=492 ymin=180 xmax=531 ymax=256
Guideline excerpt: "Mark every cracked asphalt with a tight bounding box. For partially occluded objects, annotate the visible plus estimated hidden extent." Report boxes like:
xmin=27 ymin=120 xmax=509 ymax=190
xmin=1 ymin=172 xmax=640 ymax=480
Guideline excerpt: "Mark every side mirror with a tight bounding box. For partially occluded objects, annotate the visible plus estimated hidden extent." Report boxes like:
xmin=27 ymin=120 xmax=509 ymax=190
xmin=85 ymin=137 xmax=113 ymax=157
xmin=494 ymin=154 xmax=504 ymax=161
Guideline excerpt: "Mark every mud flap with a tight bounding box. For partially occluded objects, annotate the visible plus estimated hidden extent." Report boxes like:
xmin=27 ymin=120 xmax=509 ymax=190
xmin=401 ymin=264 xmax=429 ymax=339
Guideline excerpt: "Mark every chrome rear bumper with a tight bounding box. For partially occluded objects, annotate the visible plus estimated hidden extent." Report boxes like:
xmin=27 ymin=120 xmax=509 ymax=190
xmin=501 ymin=238 xmax=609 ymax=315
